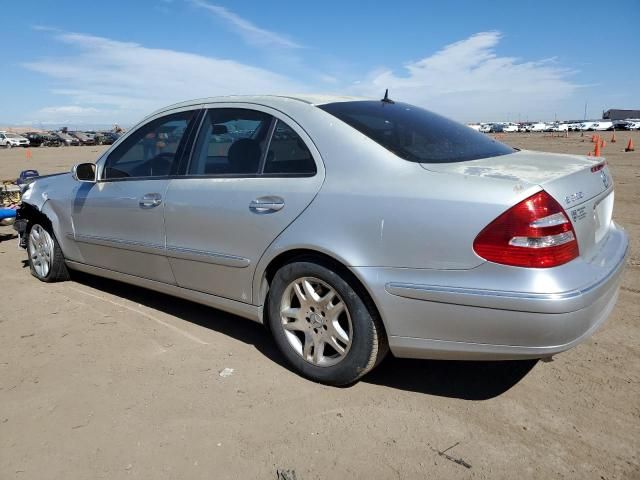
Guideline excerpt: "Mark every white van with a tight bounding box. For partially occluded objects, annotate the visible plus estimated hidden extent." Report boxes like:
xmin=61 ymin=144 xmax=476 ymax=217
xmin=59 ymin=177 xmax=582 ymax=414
xmin=591 ymin=121 xmax=614 ymax=131
xmin=529 ymin=122 xmax=547 ymax=132
xmin=579 ymin=122 xmax=598 ymax=131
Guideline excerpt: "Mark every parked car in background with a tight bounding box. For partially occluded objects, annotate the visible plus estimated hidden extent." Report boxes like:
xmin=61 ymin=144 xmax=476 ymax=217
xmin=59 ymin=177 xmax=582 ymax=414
xmin=518 ymin=123 xmax=532 ymax=132
xmin=625 ymin=121 xmax=640 ymax=130
xmin=23 ymin=133 xmax=46 ymax=147
xmin=467 ymin=124 xmax=482 ymax=131
xmin=42 ymin=133 xmax=63 ymax=147
xmin=480 ymin=123 xmax=504 ymax=133
xmin=529 ymin=122 xmax=547 ymax=132
xmin=55 ymin=132 xmax=80 ymax=146
xmin=70 ymin=131 xmax=96 ymax=146
xmin=95 ymin=132 xmax=120 ymax=145
xmin=502 ymin=123 xmax=519 ymax=133
xmin=0 ymin=132 xmax=30 ymax=148
xmin=579 ymin=122 xmax=598 ymax=131
xmin=14 ymin=94 xmax=628 ymax=385
xmin=551 ymin=123 xmax=569 ymax=132
xmin=591 ymin=121 xmax=614 ymax=131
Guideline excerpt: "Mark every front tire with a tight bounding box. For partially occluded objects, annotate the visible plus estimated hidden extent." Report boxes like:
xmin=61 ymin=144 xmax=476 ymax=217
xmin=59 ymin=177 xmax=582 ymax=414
xmin=27 ymin=223 xmax=70 ymax=282
xmin=268 ymin=261 xmax=387 ymax=385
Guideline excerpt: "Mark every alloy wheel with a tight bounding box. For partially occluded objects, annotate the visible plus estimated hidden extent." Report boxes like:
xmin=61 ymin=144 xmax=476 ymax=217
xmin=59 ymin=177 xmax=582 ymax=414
xmin=280 ymin=276 xmax=353 ymax=367
xmin=28 ymin=225 xmax=54 ymax=278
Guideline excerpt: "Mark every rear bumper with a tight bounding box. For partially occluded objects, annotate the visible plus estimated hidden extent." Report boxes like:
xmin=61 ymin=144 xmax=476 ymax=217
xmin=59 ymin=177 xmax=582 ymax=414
xmin=353 ymin=222 xmax=629 ymax=360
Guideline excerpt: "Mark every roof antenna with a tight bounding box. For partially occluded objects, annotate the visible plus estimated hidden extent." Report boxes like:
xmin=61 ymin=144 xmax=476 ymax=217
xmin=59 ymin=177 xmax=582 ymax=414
xmin=381 ymin=88 xmax=395 ymax=104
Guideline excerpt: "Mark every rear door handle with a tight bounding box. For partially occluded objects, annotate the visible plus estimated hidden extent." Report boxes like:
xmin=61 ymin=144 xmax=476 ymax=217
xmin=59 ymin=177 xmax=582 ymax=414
xmin=139 ymin=193 xmax=162 ymax=208
xmin=249 ymin=196 xmax=285 ymax=214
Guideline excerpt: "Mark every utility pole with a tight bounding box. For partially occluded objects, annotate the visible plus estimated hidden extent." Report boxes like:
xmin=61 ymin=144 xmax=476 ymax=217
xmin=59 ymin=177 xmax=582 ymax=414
xmin=584 ymin=101 xmax=588 ymax=120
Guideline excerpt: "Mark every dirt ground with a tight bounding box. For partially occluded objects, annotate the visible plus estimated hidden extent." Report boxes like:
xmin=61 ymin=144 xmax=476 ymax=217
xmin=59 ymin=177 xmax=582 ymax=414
xmin=0 ymin=132 xmax=638 ymax=480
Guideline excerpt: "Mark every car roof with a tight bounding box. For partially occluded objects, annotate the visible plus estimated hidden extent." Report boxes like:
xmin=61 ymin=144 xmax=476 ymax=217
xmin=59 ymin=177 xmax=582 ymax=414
xmin=150 ymin=94 xmax=368 ymax=117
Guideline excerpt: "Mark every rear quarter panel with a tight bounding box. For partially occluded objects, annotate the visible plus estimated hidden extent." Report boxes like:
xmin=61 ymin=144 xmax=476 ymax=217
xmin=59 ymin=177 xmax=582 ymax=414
xmin=253 ymin=107 xmax=541 ymax=299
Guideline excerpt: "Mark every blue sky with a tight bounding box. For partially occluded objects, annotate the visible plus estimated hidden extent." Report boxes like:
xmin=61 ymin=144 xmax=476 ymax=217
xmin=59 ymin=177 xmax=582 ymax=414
xmin=1 ymin=0 xmax=638 ymax=127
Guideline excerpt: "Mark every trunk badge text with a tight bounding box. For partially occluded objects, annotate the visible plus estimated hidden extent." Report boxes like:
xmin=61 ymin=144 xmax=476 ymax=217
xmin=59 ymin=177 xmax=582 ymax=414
xmin=565 ymin=191 xmax=584 ymax=205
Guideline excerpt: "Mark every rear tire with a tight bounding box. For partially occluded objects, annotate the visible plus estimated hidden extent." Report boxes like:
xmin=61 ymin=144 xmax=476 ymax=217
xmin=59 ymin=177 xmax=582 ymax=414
xmin=27 ymin=223 xmax=70 ymax=282
xmin=267 ymin=261 xmax=387 ymax=385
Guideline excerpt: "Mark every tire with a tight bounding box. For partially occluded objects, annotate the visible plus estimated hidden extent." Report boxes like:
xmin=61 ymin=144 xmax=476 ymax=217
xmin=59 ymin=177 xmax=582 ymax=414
xmin=267 ymin=261 xmax=387 ymax=385
xmin=6 ymin=142 xmax=12 ymax=149
xmin=27 ymin=223 xmax=70 ymax=282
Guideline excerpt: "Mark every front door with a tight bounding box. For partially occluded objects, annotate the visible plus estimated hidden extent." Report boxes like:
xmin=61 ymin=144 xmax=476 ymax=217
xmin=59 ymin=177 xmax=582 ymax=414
xmin=163 ymin=107 xmax=324 ymax=303
xmin=72 ymin=109 xmax=198 ymax=283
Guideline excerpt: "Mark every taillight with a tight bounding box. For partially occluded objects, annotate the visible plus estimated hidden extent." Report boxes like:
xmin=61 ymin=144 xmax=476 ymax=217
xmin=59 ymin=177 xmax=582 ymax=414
xmin=473 ymin=190 xmax=579 ymax=268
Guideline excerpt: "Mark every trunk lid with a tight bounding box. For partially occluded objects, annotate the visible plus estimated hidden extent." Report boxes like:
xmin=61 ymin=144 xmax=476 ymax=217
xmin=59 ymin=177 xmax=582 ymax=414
xmin=422 ymin=150 xmax=615 ymax=261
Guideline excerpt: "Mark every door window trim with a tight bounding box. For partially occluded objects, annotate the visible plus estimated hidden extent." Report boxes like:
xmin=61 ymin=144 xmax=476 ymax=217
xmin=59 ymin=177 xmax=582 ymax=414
xmin=97 ymin=108 xmax=203 ymax=183
xmin=176 ymin=105 xmax=319 ymax=179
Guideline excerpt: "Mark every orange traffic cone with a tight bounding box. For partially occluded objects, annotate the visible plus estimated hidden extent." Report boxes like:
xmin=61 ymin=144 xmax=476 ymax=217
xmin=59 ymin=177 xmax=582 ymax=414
xmin=611 ymin=132 xmax=617 ymax=143
xmin=25 ymin=149 xmax=32 ymax=160
xmin=626 ymin=138 xmax=635 ymax=152
xmin=594 ymin=141 xmax=601 ymax=157
xmin=601 ymin=139 xmax=606 ymax=148
xmin=591 ymin=135 xmax=597 ymax=143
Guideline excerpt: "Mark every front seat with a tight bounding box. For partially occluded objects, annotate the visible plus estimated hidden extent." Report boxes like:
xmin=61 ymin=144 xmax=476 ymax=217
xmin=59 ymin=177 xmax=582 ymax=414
xmin=227 ymin=138 xmax=262 ymax=174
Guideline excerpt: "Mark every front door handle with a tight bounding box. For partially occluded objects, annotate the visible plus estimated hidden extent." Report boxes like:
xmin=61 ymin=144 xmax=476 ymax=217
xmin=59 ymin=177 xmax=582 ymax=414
xmin=249 ymin=196 xmax=285 ymax=214
xmin=139 ymin=193 xmax=162 ymax=209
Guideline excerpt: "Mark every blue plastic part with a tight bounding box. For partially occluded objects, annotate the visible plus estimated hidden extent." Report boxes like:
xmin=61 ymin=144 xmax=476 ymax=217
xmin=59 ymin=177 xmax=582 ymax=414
xmin=0 ymin=208 xmax=17 ymax=220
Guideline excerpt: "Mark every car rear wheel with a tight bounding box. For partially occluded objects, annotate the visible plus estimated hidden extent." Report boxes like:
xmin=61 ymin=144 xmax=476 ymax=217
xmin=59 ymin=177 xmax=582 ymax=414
xmin=268 ymin=261 xmax=387 ymax=385
xmin=27 ymin=223 xmax=70 ymax=282
xmin=5 ymin=142 xmax=12 ymax=149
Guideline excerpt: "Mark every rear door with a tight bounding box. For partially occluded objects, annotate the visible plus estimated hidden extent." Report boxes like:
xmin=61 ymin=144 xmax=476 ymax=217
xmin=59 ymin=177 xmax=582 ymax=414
xmin=71 ymin=108 xmax=199 ymax=282
xmin=163 ymin=105 xmax=324 ymax=303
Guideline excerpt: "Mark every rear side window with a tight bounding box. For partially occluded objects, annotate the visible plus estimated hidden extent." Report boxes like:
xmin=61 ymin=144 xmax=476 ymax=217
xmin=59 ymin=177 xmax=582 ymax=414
xmin=319 ymin=101 xmax=515 ymax=163
xmin=188 ymin=108 xmax=272 ymax=175
xmin=264 ymin=120 xmax=316 ymax=175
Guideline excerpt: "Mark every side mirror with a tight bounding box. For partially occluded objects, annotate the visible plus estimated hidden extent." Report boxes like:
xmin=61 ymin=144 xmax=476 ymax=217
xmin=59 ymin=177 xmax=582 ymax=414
xmin=72 ymin=163 xmax=96 ymax=183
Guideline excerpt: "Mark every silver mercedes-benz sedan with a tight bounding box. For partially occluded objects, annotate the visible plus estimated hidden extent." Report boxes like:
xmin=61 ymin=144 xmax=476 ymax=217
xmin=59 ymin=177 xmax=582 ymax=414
xmin=15 ymin=95 xmax=628 ymax=385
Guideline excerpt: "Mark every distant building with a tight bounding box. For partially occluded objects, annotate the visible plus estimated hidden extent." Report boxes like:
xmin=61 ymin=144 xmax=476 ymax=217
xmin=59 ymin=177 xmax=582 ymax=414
xmin=603 ymin=109 xmax=640 ymax=120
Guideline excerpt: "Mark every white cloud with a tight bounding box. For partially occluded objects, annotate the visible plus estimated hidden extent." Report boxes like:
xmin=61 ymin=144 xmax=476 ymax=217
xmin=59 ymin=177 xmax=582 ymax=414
xmin=188 ymin=0 xmax=302 ymax=49
xmin=20 ymin=29 xmax=582 ymax=126
xmin=23 ymin=31 xmax=306 ymax=124
xmin=37 ymin=105 xmax=100 ymax=116
xmin=25 ymin=105 xmax=103 ymax=126
xmin=350 ymin=32 xmax=580 ymax=122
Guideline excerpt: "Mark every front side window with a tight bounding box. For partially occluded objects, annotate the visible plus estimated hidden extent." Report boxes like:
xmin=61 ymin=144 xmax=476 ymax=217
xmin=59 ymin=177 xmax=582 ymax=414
xmin=319 ymin=101 xmax=515 ymax=163
xmin=104 ymin=110 xmax=195 ymax=179
xmin=264 ymin=120 xmax=316 ymax=175
xmin=188 ymin=108 xmax=273 ymax=175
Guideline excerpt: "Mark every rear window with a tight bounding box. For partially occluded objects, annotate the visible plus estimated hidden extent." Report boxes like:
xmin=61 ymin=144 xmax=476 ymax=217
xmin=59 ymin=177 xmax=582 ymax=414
xmin=319 ymin=101 xmax=515 ymax=163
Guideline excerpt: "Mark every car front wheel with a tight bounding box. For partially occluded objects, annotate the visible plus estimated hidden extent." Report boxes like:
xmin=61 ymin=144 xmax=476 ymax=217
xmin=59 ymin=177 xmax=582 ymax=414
xmin=268 ymin=261 xmax=387 ymax=385
xmin=27 ymin=223 xmax=70 ymax=282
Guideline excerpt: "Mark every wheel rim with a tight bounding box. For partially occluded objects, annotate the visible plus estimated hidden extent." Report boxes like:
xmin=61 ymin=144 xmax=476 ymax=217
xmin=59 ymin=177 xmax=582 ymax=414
xmin=280 ymin=276 xmax=353 ymax=367
xmin=28 ymin=225 xmax=54 ymax=278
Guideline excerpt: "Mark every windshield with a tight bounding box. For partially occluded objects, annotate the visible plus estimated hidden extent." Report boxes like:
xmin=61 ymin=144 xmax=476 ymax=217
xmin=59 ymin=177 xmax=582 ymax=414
xmin=318 ymin=101 xmax=515 ymax=163
xmin=6 ymin=133 xmax=21 ymax=139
